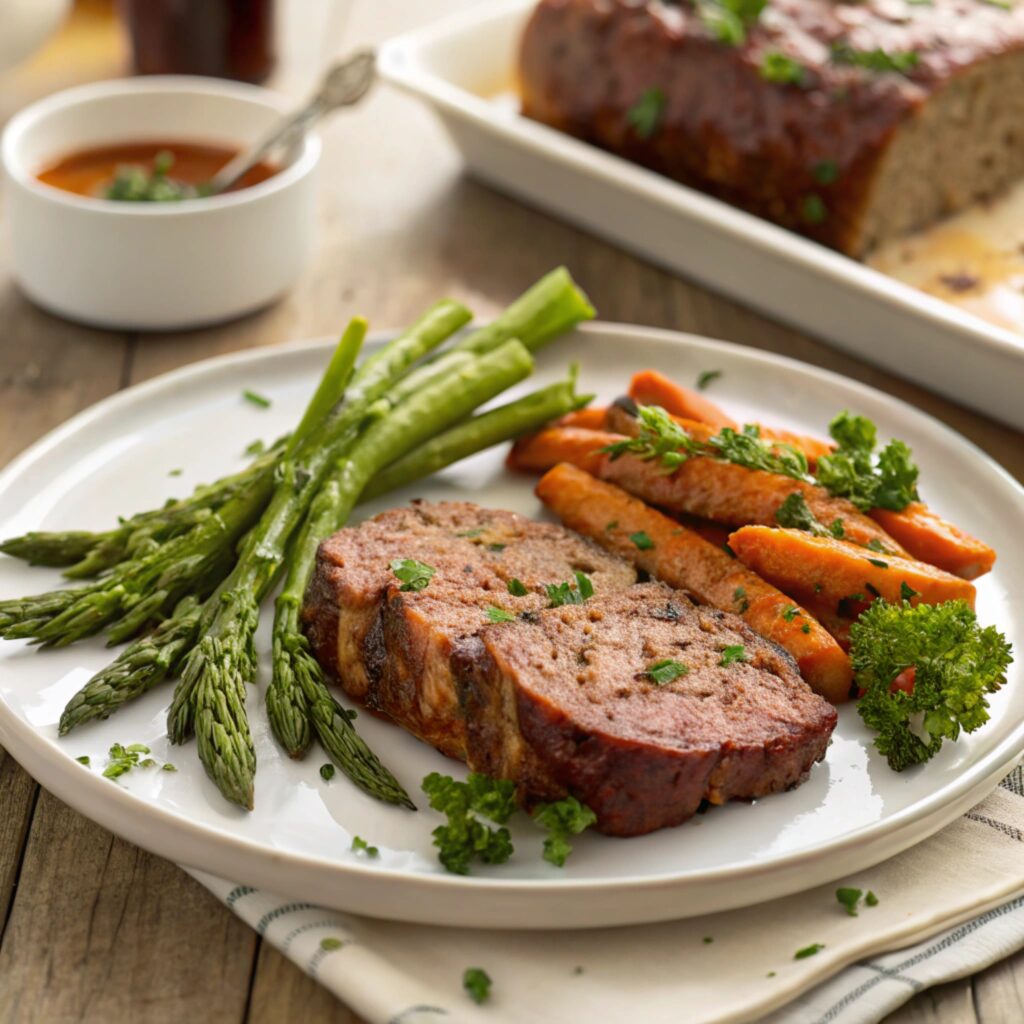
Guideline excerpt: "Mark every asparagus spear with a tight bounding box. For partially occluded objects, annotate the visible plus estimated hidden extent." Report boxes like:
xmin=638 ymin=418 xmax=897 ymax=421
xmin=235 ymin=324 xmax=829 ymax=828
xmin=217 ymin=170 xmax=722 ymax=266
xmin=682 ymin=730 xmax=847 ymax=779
xmin=168 ymin=309 xmax=483 ymax=807
xmin=360 ymin=370 xmax=590 ymax=503
xmin=58 ymin=597 xmax=203 ymax=734
xmin=1 ymin=442 xmax=284 ymax=578
xmin=1 ymin=467 xmax=277 ymax=647
xmin=211 ymin=339 xmax=532 ymax=809
xmin=0 ymin=270 xmax=590 ymax=573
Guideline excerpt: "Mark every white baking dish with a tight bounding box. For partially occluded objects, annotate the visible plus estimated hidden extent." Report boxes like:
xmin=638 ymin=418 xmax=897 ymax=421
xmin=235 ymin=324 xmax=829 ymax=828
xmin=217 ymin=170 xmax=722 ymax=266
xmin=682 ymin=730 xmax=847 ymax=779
xmin=378 ymin=0 xmax=1024 ymax=430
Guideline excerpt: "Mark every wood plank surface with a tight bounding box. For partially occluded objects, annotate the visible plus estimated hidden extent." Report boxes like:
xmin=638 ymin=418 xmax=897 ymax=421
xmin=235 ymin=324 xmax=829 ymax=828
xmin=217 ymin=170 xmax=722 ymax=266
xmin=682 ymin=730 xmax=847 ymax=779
xmin=0 ymin=2 xmax=1021 ymax=1022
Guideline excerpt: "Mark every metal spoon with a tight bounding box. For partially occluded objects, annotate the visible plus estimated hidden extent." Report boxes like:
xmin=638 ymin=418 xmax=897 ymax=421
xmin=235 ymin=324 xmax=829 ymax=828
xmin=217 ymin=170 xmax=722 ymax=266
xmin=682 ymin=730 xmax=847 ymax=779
xmin=206 ymin=49 xmax=376 ymax=196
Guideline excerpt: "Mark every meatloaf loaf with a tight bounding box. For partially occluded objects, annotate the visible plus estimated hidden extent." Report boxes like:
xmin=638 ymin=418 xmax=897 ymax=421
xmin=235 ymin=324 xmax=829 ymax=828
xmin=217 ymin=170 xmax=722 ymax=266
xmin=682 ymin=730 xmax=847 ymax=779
xmin=519 ymin=0 xmax=1024 ymax=256
xmin=304 ymin=500 xmax=837 ymax=836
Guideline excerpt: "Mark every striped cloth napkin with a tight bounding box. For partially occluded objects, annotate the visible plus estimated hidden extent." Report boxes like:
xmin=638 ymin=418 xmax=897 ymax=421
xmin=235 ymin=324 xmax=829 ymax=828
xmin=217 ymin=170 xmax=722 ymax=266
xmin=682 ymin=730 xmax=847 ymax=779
xmin=189 ymin=765 xmax=1024 ymax=1024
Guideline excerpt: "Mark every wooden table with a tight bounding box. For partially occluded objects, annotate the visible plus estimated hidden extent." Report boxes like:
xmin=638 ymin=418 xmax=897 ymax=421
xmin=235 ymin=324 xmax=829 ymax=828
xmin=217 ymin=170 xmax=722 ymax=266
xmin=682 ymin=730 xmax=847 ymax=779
xmin=0 ymin=3 xmax=1021 ymax=1020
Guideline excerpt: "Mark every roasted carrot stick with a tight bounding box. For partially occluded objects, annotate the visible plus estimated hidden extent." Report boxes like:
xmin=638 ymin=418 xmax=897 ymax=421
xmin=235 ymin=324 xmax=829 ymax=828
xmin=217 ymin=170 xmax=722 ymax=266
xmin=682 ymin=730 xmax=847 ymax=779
xmin=728 ymin=526 xmax=976 ymax=612
xmin=535 ymin=463 xmax=853 ymax=703
xmin=556 ymin=406 xmax=608 ymax=430
xmin=629 ymin=370 xmax=737 ymax=430
xmin=627 ymin=372 xmax=834 ymax=463
xmin=800 ymin=598 xmax=854 ymax=653
xmin=508 ymin=427 xmax=904 ymax=554
xmin=870 ymin=503 xmax=996 ymax=581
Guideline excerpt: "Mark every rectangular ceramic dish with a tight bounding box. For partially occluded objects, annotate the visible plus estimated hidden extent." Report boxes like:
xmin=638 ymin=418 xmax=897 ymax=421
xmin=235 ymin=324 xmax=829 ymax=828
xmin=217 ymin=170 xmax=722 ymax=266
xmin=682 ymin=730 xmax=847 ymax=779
xmin=378 ymin=0 xmax=1024 ymax=429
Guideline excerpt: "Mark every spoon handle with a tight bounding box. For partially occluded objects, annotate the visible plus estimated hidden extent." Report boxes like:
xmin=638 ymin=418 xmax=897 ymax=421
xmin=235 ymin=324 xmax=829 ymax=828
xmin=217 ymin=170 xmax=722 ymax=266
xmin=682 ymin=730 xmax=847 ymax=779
xmin=208 ymin=49 xmax=376 ymax=195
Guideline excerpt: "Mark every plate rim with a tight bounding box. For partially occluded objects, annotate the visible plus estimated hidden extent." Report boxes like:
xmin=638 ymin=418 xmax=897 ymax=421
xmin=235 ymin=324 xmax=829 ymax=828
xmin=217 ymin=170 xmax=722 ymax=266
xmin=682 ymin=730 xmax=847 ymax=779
xmin=1 ymin=321 xmax=1022 ymax=928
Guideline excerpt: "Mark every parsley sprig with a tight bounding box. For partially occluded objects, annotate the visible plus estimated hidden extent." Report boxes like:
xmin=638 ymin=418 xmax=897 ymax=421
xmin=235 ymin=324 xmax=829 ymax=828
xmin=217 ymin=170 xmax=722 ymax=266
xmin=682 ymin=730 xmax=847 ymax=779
xmin=816 ymin=412 xmax=919 ymax=511
xmin=533 ymin=796 xmax=598 ymax=867
xmin=422 ymin=772 xmax=517 ymax=875
xmin=546 ymin=571 xmax=594 ymax=607
xmin=422 ymin=773 xmax=597 ymax=873
xmin=602 ymin=405 xmax=812 ymax=482
xmin=698 ymin=0 xmax=768 ymax=45
xmin=390 ymin=558 xmax=436 ymax=592
xmin=852 ymin=600 xmax=1012 ymax=771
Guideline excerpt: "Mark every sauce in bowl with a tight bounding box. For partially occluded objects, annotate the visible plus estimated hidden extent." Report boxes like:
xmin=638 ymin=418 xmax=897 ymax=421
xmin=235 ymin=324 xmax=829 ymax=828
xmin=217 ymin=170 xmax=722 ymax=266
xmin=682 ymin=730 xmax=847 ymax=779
xmin=36 ymin=141 xmax=278 ymax=201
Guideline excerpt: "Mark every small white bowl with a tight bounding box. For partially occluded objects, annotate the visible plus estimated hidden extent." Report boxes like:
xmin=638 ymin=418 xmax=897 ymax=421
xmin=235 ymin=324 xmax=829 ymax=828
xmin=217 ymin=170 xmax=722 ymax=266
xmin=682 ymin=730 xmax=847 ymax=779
xmin=1 ymin=76 xmax=320 ymax=330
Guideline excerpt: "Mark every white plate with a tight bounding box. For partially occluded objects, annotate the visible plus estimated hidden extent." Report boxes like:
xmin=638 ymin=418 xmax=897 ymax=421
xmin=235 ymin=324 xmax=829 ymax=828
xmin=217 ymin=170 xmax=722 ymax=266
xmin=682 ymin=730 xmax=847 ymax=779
xmin=377 ymin=1 xmax=1024 ymax=430
xmin=0 ymin=324 xmax=1021 ymax=930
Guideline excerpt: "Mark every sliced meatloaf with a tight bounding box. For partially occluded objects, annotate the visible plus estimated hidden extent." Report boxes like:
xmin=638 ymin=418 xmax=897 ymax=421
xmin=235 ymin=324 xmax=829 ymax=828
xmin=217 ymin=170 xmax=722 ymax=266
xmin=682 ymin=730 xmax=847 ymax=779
xmin=454 ymin=582 xmax=837 ymax=836
xmin=519 ymin=0 xmax=1024 ymax=256
xmin=303 ymin=500 xmax=637 ymax=758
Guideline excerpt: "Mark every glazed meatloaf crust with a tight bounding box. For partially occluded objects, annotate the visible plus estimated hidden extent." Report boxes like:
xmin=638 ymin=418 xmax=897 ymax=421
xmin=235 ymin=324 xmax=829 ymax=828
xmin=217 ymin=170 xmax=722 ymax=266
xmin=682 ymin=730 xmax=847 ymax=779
xmin=303 ymin=500 xmax=637 ymax=758
xmin=519 ymin=0 xmax=1024 ymax=256
xmin=454 ymin=583 xmax=836 ymax=836
xmin=304 ymin=500 xmax=837 ymax=836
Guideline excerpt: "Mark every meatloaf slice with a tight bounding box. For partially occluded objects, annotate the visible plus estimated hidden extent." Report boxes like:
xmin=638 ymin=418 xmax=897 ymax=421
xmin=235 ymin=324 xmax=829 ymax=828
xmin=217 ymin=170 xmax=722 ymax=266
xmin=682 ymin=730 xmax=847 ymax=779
xmin=520 ymin=0 xmax=1024 ymax=256
xmin=303 ymin=500 xmax=636 ymax=758
xmin=454 ymin=583 xmax=837 ymax=836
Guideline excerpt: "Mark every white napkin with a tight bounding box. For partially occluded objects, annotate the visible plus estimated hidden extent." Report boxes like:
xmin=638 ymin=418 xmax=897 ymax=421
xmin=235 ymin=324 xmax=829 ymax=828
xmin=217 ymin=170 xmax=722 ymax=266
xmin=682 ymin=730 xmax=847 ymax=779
xmin=188 ymin=765 xmax=1024 ymax=1024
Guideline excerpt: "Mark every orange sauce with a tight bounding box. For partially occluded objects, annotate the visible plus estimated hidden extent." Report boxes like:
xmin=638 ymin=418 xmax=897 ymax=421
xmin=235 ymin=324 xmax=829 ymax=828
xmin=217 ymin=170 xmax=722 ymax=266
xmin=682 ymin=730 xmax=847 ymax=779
xmin=36 ymin=140 xmax=278 ymax=199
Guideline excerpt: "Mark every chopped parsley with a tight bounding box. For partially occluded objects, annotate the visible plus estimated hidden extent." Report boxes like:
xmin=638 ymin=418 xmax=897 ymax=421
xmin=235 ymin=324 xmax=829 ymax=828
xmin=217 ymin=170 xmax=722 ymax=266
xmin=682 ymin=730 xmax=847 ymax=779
xmin=800 ymin=193 xmax=827 ymax=225
xmin=900 ymin=581 xmax=919 ymax=601
xmin=506 ymin=578 xmax=529 ymax=596
xmin=813 ymin=159 xmax=839 ymax=185
xmin=697 ymin=369 xmax=722 ymax=390
xmin=626 ymin=88 xmax=666 ymax=139
xmin=603 ymin=405 xmax=813 ymax=484
xmin=104 ymin=150 xmax=213 ymax=202
xmin=605 ymin=520 xmax=619 ymax=531
xmin=760 ymin=52 xmax=806 ymax=85
xmin=836 ymin=887 xmax=863 ymax=916
xmin=801 ymin=622 xmax=811 ymax=634
xmin=244 ymin=438 xmax=266 ymax=456
xmin=320 ymin=763 xmax=336 ymax=781
xmin=320 ymin=937 xmax=344 ymax=951
xmin=703 ymin=936 xmax=714 ymax=944
xmin=546 ymin=571 xmax=594 ymax=607
xmin=853 ymin=600 xmax=1013 ymax=770
xmin=533 ymin=796 xmax=597 ymax=866
xmin=647 ymin=658 xmax=689 ymax=685
xmin=866 ymin=538 xmax=886 ymax=552
xmin=486 ymin=605 xmax=517 ymax=624
xmin=830 ymin=519 xmax=846 ymax=539
xmin=698 ymin=0 xmax=767 ymax=45
xmin=102 ymin=742 xmax=161 ymax=780
xmin=488 ymin=543 xmax=506 ymax=552
xmin=720 ymin=645 xmax=747 ymax=666
xmin=865 ymin=582 xmax=882 ymax=599
xmin=630 ymin=531 xmax=655 ymax=551
xmin=795 ymin=943 xmax=825 ymax=959
xmin=168 ymin=468 xmax=183 ymax=477
xmin=75 ymin=755 xmax=91 ymax=766
xmin=781 ymin=605 xmax=801 ymax=623
xmin=463 ymin=967 xmax=493 ymax=1005
xmin=242 ymin=389 xmax=272 ymax=408
xmin=866 ymin=891 xmax=879 ymax=906
xmin=351 ymin=835 xmax=379 ymax=857
xmin=390 ymin=558 xmax=435 ymax=592
xmin=733 ymin=586 xmax=750 ymax=613
xmin=866 ymin=557 xmax=889 ymax=569
xmin=422 ymin=772 xmax=517 ymax=875
xmin=831 ymin=42 xmax=920 ymax=75
xmin=815 ymin=412 xmax=919 ymax=512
